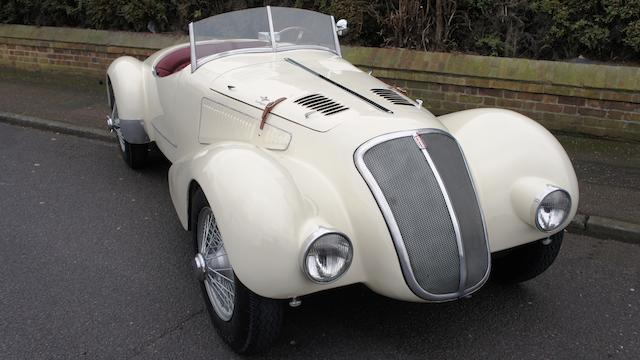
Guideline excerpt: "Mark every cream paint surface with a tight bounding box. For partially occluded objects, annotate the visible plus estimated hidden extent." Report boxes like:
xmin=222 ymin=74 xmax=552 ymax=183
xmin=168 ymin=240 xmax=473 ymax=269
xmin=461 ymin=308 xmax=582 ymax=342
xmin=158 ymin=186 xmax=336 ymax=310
xmin=110 ymin=47 xmax=579 ymax=301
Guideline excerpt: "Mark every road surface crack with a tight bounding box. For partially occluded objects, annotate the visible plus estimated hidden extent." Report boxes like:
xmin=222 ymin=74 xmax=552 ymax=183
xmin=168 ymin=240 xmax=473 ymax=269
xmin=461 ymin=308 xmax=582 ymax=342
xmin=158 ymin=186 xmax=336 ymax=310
xmin=126 ymin=307 xmax=206 ymax=359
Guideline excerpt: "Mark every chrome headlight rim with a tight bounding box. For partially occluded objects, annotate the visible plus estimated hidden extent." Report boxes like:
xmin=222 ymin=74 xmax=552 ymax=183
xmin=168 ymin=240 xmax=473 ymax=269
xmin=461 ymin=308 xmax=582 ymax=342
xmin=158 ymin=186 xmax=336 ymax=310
xmin=300 ymin=227 xmax=353 ymax=284
xmin=533 ymin=185 xmax=572 ymax=233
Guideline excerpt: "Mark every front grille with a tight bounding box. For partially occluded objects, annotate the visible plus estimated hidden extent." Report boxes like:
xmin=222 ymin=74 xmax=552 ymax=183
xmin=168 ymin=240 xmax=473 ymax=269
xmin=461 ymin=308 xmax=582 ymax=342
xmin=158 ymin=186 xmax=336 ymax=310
xmin=355 ymin=130 xmax=490 ymax=301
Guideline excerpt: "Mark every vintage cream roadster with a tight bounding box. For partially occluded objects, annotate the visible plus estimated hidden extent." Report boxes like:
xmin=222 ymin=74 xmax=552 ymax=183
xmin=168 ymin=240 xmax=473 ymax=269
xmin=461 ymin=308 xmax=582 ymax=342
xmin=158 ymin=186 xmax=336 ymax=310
xmin=106 ymin=6 xmax=578 ymax=353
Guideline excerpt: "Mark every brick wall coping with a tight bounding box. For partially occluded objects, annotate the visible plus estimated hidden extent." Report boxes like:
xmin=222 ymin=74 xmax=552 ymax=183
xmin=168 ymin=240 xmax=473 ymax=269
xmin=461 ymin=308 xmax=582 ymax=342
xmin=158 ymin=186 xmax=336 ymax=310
xmin=342 ymin=46 xmax=640 ymax=93
xmin=2 ymin=24 xmax=638 ymax=94
xmin=0 ymin=24 xmax=187 ymax=51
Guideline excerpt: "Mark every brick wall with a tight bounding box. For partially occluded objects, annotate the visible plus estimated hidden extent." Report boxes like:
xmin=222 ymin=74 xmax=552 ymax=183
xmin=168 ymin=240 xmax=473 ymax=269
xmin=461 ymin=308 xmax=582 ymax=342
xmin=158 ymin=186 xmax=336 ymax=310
xmin=0 ymin=24 xmax=187 ymax=76
xmin=344 ymin=47 xmax=640 ymax=141
xmin=1 ymin=24 xmax=638 ymax=141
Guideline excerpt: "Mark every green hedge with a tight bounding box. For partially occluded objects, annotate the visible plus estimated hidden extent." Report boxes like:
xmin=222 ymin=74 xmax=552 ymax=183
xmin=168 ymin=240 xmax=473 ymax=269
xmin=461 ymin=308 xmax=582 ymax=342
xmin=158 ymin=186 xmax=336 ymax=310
xmin=1 ymin=0 xmax=639 ymax=62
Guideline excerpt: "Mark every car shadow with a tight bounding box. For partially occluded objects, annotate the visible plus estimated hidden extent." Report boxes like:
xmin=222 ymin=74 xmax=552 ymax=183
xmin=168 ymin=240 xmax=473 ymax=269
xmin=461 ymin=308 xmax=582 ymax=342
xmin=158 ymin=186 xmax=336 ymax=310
xmin=263 ymin=279 xmax=540 ymax=358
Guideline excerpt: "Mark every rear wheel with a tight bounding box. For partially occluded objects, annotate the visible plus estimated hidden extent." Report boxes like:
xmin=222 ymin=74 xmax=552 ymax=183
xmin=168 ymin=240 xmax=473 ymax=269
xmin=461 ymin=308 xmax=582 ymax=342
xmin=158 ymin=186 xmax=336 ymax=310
xmin=491 ymin=231 xmax=564 ymax=284
xmin=191 ymin=188 xmax=283 ymax=354
xmin=108 ymin=82 xmax=148 ymax=169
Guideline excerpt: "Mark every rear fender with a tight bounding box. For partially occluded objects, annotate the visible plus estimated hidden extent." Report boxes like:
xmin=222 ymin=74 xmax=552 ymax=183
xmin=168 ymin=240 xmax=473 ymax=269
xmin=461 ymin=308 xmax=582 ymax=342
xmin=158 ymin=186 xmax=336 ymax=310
xmin=106 ymin=56 xmax=150 ymax=144
xmin=439 ymin=109 xmax=579 ymax=252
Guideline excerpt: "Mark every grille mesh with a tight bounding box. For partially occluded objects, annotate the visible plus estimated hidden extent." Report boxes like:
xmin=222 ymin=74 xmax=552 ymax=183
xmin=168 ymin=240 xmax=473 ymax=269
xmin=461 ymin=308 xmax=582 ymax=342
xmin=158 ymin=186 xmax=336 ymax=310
xmin=362 ymin=137 xmax=460 ymax=294
xmin=294 ymin=94 xmax=348 ymax=115
xmin=421 ymin=133 xmax=489 ymax=289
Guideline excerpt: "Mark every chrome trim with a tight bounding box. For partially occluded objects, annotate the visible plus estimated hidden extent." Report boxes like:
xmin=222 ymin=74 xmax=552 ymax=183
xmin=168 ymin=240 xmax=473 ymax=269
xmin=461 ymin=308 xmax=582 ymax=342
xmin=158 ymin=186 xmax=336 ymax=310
xmin=532 ymin=185 xmax=572 ymax=232
xmin=299 ymin=227 xmax=353 ymax=284
xmin=274 ymin=44 xmax=339 ymax=55
xmin=354 ymin=128 xmax=491 ymax=302
xmin=449 ymin=132 xmax=492 ymax=296
xmin=194 ymin=45 xmax=338 ymax=71
xmin=285 ymin=57 xmax=392 ymax=114
xmin=196 ymin=47 xmax=273 ymax=68
xmin=189 ymin=22 xmax=196 ymax=72
xmin=419 ymin=147 xmax=468 ymax=295
xmin=331 ymin=16 xmax=342 ymax=57
xmin=193 ymin=253 xmax=206 ymax=281
xmin=266 ymin=6 xmax=276 ymax=52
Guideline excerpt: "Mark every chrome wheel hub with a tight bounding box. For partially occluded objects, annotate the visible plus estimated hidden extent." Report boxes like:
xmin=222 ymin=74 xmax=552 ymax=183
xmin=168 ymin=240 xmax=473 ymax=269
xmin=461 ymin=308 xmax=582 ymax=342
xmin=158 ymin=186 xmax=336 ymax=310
xmin=108 ymin=102 xmax=125 ymax=152
xmin=193 ymin=253 xmax=206 ymax=281
xmin=197 ymin=207 xmax=235 ymax=321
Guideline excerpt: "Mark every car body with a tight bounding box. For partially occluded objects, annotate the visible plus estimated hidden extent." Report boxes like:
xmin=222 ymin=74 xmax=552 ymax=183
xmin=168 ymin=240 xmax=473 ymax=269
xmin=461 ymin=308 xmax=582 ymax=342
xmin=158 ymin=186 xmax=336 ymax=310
xmin=106 ymin=6 xmax=579 ymax=353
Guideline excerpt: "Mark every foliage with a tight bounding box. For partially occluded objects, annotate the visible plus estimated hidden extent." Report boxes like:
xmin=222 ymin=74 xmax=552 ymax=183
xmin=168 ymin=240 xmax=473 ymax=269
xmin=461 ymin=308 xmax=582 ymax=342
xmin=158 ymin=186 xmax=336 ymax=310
xmin=531 ymin=0 xmax=640 ymax=60
xmin=1 ymin=0 xmax=638 ymax=61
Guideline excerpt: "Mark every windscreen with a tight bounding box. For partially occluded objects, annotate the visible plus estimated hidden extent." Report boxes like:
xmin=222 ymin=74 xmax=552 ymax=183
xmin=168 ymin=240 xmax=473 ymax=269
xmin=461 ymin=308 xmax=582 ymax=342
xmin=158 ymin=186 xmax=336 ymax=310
xmin=191 ymin=7 xmax=271 ymax=66
xmin=270 ymin=7 xmax=337 ymax=52
xmin=190 ymin=6 xmax=339 ymax=70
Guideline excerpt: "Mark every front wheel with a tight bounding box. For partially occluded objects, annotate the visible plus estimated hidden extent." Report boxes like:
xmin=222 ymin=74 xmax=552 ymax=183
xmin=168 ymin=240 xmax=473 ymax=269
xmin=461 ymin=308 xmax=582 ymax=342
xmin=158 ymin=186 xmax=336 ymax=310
xmin=491 ymin=231 xmax=564 ymax=284
xmin=191 ymin=188 xmax=283 ymax=354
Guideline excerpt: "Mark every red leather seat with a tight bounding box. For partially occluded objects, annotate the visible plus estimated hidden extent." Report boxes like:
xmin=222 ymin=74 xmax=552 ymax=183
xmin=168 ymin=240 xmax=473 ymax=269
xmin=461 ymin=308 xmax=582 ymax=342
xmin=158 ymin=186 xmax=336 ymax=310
xmin=155 ymin=41 xmax=269 ymax=78
xmin=155 ymin=47 xmax=191 ymax=77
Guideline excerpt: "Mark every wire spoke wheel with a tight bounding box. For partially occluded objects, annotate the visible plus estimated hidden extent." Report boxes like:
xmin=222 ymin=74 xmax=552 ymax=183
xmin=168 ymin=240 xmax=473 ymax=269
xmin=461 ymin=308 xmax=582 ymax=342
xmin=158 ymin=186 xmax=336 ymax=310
xmin=190 ymin=188 xmax=282 ymax=354
xmin=197 ymin=207 xmax=235 ymax=321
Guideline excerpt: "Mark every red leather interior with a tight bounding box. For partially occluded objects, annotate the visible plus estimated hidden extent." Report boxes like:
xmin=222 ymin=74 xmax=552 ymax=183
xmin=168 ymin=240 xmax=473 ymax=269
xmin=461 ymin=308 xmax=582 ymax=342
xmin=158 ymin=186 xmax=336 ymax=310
xmin=155 ymin=41 xmax=268 ymax=78
xmin=155 ymin=47 xmax=190 ymax=77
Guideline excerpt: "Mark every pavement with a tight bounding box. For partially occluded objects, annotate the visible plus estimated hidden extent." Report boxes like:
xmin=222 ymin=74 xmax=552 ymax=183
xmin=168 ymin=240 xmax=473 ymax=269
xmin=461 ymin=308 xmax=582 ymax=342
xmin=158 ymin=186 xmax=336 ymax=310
xmin=0 ymin=66 xmax=638 ymax=243
xmin=0 ymin=122 xmax=638 ymax=359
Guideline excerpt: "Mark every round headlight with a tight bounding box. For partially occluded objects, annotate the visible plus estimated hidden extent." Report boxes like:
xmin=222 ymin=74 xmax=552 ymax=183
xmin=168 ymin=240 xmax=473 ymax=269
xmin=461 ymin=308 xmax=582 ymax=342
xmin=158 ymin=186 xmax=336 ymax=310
xmin=303 ymin=229 xmax=353 ymax=283
xmin=535 ymin=188 xmax=571 ymax=232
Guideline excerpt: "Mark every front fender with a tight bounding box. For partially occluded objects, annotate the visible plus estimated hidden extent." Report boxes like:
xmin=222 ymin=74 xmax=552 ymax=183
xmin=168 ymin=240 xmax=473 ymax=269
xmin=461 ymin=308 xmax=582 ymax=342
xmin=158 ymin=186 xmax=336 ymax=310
xmin=168 ymin=143 xmax=360 ymax=298
xmin=439 ymin=109 xmax=579 ymax=252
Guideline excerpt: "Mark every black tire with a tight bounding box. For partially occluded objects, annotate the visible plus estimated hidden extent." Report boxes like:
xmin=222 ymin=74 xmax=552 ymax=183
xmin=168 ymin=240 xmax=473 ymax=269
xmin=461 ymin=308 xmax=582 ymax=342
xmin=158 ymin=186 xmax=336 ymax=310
xmin=190 ymin=187 xmax=283 ymax=354
xmin=491 ymin=231 xmax=564 ymax=284
xmin=108 ymin=80 xmax=148 ymax=169
xmin=118 ymin=139 xmax=148 ymax=170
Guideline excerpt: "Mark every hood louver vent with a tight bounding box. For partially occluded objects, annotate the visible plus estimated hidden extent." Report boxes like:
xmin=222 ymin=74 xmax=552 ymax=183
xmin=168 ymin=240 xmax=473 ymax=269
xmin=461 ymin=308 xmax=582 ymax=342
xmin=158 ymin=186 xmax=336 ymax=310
xmin=371 ymin=88 xmax=414 ymax=106
xmin=294 ymin=94 xmax=348 ymax=116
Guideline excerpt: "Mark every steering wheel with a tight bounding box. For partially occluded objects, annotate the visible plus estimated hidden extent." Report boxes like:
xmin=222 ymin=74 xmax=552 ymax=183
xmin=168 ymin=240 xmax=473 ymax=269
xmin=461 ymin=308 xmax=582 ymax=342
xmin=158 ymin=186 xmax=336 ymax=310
xmin=279 ymin=26 xmax=306 ymax=44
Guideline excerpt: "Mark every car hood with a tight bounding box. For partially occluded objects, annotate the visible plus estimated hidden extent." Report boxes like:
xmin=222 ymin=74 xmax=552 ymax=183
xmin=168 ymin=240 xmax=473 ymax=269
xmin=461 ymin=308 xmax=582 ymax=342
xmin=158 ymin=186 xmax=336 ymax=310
xmin=203 ymin=50 xmax=439 ymax=132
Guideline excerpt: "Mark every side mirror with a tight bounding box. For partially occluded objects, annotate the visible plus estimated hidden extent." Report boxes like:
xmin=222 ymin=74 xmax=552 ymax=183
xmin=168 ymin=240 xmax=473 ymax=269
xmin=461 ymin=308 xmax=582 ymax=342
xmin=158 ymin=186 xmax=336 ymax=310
xmin=336 ymin=19 xmax=348 ymax=36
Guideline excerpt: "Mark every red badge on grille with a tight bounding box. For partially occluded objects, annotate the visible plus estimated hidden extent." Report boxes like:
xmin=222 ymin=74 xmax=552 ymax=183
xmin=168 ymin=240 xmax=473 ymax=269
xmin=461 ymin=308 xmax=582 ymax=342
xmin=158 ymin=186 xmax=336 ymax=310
xmin=413 ymin=134 xmax=427 ymax=149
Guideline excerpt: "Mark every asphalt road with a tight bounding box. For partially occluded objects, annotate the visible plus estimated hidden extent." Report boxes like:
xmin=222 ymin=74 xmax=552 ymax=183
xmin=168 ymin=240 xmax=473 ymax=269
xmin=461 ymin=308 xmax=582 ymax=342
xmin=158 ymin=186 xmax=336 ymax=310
xmin=1 ymin=123 xmax=638 ymax=359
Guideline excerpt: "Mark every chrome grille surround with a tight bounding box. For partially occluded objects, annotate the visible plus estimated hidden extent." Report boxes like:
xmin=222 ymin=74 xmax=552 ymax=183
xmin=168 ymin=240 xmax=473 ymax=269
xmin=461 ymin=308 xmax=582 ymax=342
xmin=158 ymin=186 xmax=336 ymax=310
xmin=354 ymin=129 xmax=491 ymax=302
